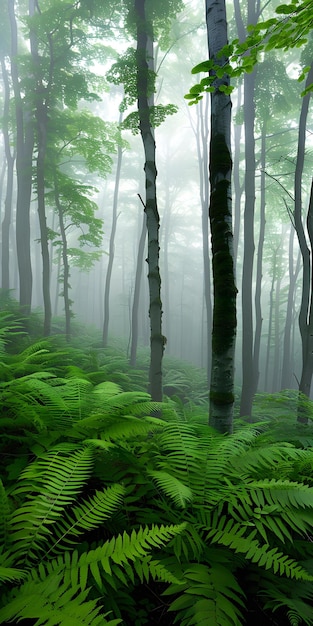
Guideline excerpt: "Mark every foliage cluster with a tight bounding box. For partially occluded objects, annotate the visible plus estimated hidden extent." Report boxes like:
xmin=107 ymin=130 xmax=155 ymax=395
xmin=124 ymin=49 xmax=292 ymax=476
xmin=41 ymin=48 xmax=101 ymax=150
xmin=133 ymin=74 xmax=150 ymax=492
xmin=2 ymin=308 xmax=313 ymax=624
xmin=186 ymin=0 xmax=313 ymax=104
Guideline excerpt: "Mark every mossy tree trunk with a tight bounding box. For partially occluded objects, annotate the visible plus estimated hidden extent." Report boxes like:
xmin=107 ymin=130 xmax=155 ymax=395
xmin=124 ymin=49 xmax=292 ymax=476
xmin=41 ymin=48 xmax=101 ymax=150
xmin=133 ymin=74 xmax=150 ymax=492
xmin=206 ymin=0 xmax=237 ymax=434
xmin=135 ymin=0 xmax=164 ymax=401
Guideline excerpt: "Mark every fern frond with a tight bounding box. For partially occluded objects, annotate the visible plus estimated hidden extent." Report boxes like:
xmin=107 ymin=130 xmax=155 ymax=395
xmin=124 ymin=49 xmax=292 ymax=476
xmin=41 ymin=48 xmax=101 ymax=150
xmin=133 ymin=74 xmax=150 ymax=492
xmin=207 ymin=522 xmax=313 ymax=580
xmin=9 ymin=445 xmax=95 ymax=562
xmin=58 ymin=523 xmax=186 ymax=591
xmin=0 ymin=479 xmax=10 ymax=548
xmin=73 ymin=414 xmax=161 ymax=440
xmin=48 ymin=484 xmax=126 ymax=553
xmin=148 ymin=471 xmax=193 ymax=508
xmin=0 ymin=571 xmax=122 ymax=625
xmin=91 ymin=381 xmax=123 ymax=400
xmin=261 ymin=575 xmax=313 ymax=626
xmin=0 ymin=565 xmax=27 ymax=583
xmin=165 ymin=563 xmax=244 ymax=626
xmin=231 ymin=443 xmax=312 ymax=479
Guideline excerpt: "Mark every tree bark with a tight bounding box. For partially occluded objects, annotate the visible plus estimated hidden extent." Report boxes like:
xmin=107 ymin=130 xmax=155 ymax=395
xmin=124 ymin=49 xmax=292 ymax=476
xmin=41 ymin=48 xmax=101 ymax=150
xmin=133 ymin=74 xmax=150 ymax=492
xmin=8 ymin=0 xmax=34 ymax=313
xmin=281 ymin=225 xmax=301 ymax=389
xmin=233 ymin=81 xmax=243 ymax=263
xmin=252 ymin=123 xmax=266 ymax=394
xmin=1 ymin=57 xmax=15 ymax=290
xmin=135 ymin=0 xmax=164 ymax=401
xmin=130 ymin=206 xmax=147 ymax=367
xmin=294 ymin=63 xmax=313 ymax=421
xmin=240 ymin=69 xmax=256 ymax=417
xmin=103 ymin=122 xmax=123 ymax=347
xmin=197 ymin=96 xmax=212 ymax=386
xmin=54 ymin=174 xmax=71 ymax=340
xmin=206 ymin=0 xmax=237 ymax=434
xmin=29 ymin=0 xmax=52 ymax=336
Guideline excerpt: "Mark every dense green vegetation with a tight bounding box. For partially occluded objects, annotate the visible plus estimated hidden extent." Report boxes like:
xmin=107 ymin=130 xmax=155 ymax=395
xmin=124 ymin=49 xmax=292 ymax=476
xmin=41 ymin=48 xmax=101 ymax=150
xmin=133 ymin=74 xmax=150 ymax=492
xmin=1 ymin=296 xmax=313 ymax=625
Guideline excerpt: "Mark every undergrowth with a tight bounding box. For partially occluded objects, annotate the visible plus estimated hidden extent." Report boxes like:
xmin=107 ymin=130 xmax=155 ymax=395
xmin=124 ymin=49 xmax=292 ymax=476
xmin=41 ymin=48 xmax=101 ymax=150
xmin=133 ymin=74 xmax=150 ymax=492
xmin=1 ymin=300 xmax=313 ymax=625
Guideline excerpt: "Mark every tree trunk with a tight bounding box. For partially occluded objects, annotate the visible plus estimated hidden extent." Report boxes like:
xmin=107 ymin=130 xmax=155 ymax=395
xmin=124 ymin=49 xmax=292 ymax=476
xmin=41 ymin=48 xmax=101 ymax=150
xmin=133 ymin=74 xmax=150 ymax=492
xmin=206 ymin=0 xmax=237 ymax=434
xmin=130 ymin=207 xmax=147 ymax=367
xmin=240 ymin=69 xmax=256 ymax=417
xmin=197 ymin=96 xmax=212 ymax=386
xmin=29 ymin=0 xmax=51 ymax=336
xmin=103 ymin=124 xmax=123 ymax=347
xmin=1 ymin=57 xmax=15 ymax=290
xmin=233 ymin=81 xmax=243 ymax=263
xmin=264 ymin=258 xmax=276 ymax=392
xmin=54 ymin=175 xmax=71 ymax=340
xmin=135 ymin=0 xmax=164 ymax=401
xmin=8 ymin=0 xmax=34 ymax=313
xmin=281 ymin=225 xmax=299 ymax=389
xmin=294 ymin=63 xmax=313 ymax=421
xmin=252 ymin=123 xmax=266 ymax=394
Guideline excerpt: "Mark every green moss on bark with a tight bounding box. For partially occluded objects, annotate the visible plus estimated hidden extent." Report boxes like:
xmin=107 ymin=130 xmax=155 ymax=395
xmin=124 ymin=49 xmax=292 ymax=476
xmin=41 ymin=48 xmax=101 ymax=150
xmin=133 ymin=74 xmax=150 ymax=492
xmin=210 ymin=390 xmax=235 ymax=405
xmin=210 ymin=174 xmax=237 ymax=356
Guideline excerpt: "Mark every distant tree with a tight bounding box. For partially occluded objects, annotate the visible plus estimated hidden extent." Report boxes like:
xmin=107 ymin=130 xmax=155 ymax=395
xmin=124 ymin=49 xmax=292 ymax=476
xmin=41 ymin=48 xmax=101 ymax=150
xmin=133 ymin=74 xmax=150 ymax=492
xmin=29 ymin=0 xmax=52 ymax=336
xmin=8 ymin=0 xmax=34 ymax=313
xmin=238 ymin=0 xmax=259 ymax=419
xmin=103 ymin=110 xmax=124 ymax=348
xmin=0 ymin=36 xmax=15 ymax=291
xmin=129 ymin=204 xmax=147 ymax=367
xmin=45 ymin=109 xmax=115 ymax=340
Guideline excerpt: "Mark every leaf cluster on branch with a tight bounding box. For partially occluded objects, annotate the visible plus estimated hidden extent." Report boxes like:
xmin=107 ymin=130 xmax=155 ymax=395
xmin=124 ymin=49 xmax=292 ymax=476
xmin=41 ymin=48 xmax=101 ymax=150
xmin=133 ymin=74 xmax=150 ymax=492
xmin=186 ymin=0 xmax=313 ymax=105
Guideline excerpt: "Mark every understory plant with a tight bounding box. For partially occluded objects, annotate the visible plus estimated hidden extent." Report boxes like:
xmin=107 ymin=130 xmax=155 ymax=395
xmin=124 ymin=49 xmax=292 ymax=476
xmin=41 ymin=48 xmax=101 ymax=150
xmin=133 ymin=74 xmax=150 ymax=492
xmin=2 ymin=317 xmax=313 ymax=624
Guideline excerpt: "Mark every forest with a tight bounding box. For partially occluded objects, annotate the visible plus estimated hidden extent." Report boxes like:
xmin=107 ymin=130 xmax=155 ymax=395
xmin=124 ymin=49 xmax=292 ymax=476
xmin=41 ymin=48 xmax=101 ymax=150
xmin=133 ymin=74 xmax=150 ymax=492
xmin=1 ymin=0 xmax=313 ymax=624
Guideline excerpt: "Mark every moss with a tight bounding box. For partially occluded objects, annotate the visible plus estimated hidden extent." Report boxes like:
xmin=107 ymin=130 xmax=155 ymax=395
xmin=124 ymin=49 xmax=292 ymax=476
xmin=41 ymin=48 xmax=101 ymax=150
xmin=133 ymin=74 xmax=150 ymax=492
xmin=210 ymin=177 xmax=237 ymax=356
xmin=209 ymin=133 xmax=232 ymax=179
xmin=210 ymin=390 xmax=235 ymax=406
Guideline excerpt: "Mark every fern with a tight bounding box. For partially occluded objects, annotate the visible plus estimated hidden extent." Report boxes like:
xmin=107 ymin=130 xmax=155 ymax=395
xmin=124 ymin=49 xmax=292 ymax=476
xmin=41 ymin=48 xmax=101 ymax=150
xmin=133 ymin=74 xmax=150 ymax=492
xmin=8 ymin=445 xmax=95 ymax=562
xmin=0 ymin=572 xmax=122 ymax=625
xmin=165 ymin=563 xmax=245 ymax=626
xmin=148 ymin=470 xmax=193 ymax=508
xmin=48 ymin=484 xmax=126 ymax=553
xmin=48 ymin=523 xmax=186 ymax=592
xmin=0 ymin=565 xmax=26 ymax=583
xmin=0 ymin=479 xmax=10 ymax=549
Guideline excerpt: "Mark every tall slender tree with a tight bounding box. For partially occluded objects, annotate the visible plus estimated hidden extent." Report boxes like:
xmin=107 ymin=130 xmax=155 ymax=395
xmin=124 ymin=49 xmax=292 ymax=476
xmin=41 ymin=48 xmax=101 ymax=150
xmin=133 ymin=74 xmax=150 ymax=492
xmin=103 ymin=111 xmax=123 ymax=347
xmin=8 ymin=0 xmax=34 ymax=313
xmin=205 ymin=0 xmax=237 ymax=433
xmin=29 ymin=0 xmax=52 ymax=336
xmin=294 ymin=62 xmax=313 ymax=419
xmin=134 ymin=0 xmax=164 ymax=401
xmin=0 ymin=56 xmax=15 ymax=291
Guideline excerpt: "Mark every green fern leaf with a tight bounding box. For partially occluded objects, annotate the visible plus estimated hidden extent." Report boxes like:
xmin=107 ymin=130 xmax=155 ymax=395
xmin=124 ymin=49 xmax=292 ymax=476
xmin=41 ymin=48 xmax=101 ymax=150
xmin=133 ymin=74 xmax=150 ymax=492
xmin=48 ymin=484 xmax=125 ymax=553
xmin=0 ymin=571 xmax=122 ymax=625
xmin=208 ymin=524 xmax=313 ymax=580
xmin=148 ymin=470 xmax=193 ymax=508
xmin=8 ymin=445 xmax=95 ymax=561
xmin=61 ymin=523 xmax=186 ymax=591
xmin=0 ymin=565 xmax=27 ymax=582
xmin=0 ymin=479 xmax=10 ymax=548
xmin=165 ymin=563 xmax=244 ymax=626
